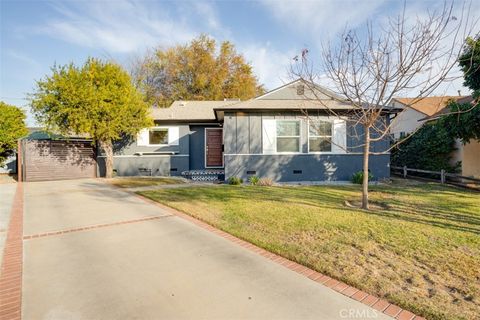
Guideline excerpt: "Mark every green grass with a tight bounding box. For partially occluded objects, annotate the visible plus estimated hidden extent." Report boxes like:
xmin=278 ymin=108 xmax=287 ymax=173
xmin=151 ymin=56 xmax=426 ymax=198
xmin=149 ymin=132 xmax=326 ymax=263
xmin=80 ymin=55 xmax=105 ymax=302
xmin=139 ymin=182 xmax=480 ymax=320
xmin=109 ymin=177 xmax=185 ymax=188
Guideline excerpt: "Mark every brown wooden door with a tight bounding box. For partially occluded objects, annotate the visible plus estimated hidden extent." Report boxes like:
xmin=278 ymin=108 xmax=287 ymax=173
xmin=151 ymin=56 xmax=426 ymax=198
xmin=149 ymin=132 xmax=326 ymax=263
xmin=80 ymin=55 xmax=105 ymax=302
xmin=205 ymin=129 xmax=223 ymax=167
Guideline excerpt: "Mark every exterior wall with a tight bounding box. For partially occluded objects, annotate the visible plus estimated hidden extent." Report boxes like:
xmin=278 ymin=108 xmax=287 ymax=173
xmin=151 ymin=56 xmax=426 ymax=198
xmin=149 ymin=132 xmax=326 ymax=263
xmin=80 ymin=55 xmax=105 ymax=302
xmin=224 ymin=112 xmax=389 ymax=154
xmin=389 ymin=101 xmax=426 ymax=139
xmin=113 ymin=124 xmax=190 ymax=155
xmin=97 ymin=123 xmax=190 ymax=177
xmin=225 ymin=154 xmax=390 ymax=182
xmin=189 ymin=125 xmax=222 ymax=170
xmin=97 ymin=123 xmax=224 ymax=176
xmin=97 ymin=155 xmax=189 ymax=177
xmin=258 ymin=82 xmax=332 ymax=100
xmin=462 ymin=139 xmax=480 ymax=178
xmin=223 ymin=111 xmax=391 ymax=182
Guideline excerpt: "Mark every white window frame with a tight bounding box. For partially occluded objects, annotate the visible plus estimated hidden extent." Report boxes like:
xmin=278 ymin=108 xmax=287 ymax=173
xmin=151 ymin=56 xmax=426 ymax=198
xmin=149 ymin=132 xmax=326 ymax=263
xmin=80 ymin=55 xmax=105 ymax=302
xmin=307 ymin=118 xmax=334 ymax=154
xmin=147 ymin=127 xmax=170 ymax=146
xmin=275 ymin=120 xmax=302 ymax=154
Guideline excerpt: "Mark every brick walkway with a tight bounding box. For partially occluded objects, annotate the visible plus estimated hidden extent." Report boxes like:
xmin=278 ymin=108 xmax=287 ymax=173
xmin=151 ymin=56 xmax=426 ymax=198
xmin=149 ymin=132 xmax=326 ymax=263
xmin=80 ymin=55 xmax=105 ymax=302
xmin=0 ymin=183 xmax=23 ymax=320
xmin=135 ymin=191 xmax=424 ymax=320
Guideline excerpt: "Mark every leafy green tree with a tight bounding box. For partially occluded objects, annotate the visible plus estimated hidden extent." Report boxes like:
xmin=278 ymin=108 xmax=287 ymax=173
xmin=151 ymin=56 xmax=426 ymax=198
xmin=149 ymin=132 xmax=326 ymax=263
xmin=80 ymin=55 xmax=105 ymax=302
xmin=458 ymin=36 xmax=480 ymax=95
xmin=0 ymin=102 xmax=28 ymax=166
xmin=442 ymin=102 xmax=480 ymax=142
xmin=30 ymin=58 xmax=152 ymax=178
xmin=442 ymin=36 xmax=480 ymax=142
xmin=132 ymin=34 xmax=265 ymax=107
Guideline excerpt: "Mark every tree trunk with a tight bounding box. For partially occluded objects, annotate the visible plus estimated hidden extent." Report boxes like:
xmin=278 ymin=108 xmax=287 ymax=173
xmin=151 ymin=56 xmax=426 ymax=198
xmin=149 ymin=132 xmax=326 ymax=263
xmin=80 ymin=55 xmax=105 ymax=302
xmin=362 ymin=125 xmax=370 ymax=210
xmin=99 ymin=140 xmax=114 ymax=178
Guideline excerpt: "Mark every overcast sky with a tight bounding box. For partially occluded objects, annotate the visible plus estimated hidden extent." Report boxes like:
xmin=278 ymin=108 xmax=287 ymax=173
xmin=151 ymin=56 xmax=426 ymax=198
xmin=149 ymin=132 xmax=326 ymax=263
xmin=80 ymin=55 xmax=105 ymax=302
xmin=1 ymin=0 xmax=478 ymax=125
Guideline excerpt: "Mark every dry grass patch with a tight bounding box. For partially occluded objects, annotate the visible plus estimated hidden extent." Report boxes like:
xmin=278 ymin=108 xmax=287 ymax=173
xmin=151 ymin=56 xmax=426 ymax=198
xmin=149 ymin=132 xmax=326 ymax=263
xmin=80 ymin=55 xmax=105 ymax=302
xmin=139 ymin=183 xmax=480 ymax=320
xmin=109 ymin=177 xmax=185 ymax=188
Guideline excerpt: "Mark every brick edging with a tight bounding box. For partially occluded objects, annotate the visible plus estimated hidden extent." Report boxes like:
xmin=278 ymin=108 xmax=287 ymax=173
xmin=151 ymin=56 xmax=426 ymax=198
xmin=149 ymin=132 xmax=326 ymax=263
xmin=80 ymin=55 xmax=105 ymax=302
xmin=0 ymin=183 xmax=24 ymax=320
xmin=132 ymin=189 xmax=425 ymax=320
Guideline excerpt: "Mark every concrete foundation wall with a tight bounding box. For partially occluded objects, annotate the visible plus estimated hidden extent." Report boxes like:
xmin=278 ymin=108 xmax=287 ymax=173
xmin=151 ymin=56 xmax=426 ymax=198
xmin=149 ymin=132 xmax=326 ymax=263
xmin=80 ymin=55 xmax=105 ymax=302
xmin=225 ymin=154 xmax=390 ymax=182
xmin=97 ymin=155 xmax=189 ymax=177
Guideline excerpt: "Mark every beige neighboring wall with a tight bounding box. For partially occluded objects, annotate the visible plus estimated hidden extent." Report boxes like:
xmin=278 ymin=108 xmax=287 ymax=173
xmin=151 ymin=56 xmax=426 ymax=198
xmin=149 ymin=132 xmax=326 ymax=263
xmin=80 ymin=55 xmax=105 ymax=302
xmin=389 ymin=100 xmax=427 ymax=139
xmin=462 ymin=140 xmax=480 ymax=178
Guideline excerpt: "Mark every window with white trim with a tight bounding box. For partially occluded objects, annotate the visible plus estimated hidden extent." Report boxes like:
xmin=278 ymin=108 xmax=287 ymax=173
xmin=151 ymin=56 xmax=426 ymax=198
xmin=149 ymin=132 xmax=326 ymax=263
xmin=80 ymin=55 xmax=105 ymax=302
xmin=276 ymin=120 xmax=300 ymax=153
xmin=148 ymin=128 xmax=169 ymax=145
xmin=309 ymin=119 xmax=332 ymax=152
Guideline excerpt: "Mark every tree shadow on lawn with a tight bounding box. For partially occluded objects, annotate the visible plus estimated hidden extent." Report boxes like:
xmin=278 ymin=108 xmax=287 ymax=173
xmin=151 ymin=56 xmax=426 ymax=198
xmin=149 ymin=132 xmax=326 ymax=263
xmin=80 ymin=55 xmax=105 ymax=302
xmin=141 ymin=184 xmax=480 ymax=235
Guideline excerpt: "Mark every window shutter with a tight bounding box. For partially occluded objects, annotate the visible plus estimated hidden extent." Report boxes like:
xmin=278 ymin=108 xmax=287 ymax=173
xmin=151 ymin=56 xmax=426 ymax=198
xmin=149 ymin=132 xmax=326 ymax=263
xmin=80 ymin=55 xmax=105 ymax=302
xmin=137 ymin=129 xmax=149 ymax=146
xmin=168 ymin=127 xmax=179 ymax=145
xmin=262 ymin=119 xmax=276 ymax=154
xmin=332 ymin=119 xmax=347 ymax=153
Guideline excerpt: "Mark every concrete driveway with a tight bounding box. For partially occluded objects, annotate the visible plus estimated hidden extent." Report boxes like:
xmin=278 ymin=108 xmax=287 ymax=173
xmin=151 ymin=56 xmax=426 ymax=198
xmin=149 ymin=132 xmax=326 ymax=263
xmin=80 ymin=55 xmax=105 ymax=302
xmin=22 ymin=179 xmax=391 ymax=320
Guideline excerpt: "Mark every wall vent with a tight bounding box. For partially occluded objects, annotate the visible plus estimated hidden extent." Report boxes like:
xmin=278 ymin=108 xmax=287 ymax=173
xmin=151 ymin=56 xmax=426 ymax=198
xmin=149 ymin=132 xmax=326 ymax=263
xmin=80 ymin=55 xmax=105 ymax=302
xmin=170 ymin=168 xmax=178 ymax=172
xmin=293 ymin=170 xmax=302 ymax=174
xmin=246 ymin=170 xmax=256 ymax=175
xmin=296 ymin=84 xmax=305 ymax=95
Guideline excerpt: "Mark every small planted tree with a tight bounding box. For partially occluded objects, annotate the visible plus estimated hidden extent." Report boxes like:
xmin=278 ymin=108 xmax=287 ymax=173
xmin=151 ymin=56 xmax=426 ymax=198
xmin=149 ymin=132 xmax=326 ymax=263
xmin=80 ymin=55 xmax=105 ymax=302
xmin=0 ymin=102 xmax=28 ymax=166
xmin=30 ymin=58 xmax=152 ymax=178
xmin=293 ymin=3 xmax=472 ymax=209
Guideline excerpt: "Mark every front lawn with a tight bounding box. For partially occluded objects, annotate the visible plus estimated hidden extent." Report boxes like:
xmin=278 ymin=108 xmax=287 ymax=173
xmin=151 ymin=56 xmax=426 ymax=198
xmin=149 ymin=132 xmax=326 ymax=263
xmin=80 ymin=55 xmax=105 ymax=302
xmin=109 ymin=177 xmax=185 ymax=188
xmin=139 ymin=183 xmax=480 ymax=320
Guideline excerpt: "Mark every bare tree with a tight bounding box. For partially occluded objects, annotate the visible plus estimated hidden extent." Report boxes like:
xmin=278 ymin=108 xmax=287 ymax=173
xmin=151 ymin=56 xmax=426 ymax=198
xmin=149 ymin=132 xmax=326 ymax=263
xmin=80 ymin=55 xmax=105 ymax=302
xmin=291 ymin=2 xmax=475 ymax=209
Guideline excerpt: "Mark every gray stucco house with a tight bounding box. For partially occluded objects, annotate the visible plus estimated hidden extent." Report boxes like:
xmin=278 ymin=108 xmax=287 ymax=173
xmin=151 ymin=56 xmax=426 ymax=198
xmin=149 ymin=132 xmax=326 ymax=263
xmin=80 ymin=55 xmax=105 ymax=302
xmin=99 ymin=80 xmax=393 ymax=182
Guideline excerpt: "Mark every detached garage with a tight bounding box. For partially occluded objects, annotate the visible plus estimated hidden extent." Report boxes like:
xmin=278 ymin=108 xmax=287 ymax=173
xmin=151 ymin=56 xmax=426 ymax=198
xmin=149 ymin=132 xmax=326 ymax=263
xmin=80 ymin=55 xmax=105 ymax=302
xmin=19 ymin=137 xmax=97 ymax=182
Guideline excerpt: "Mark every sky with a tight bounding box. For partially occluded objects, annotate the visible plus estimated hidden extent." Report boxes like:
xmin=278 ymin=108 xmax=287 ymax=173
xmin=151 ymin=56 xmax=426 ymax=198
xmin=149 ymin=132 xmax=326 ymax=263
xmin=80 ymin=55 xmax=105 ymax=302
xmin=1 ymin=0 xmax=478 ymax=125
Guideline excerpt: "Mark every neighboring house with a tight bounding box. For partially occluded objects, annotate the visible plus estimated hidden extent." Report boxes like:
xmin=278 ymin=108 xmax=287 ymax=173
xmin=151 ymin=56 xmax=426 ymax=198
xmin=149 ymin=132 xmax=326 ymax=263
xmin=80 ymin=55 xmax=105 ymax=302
xmin=99 ymin=80 xmax=395 ymax=182
xmin=423 ymin=97 xmax=480 ymax=178
xmin=389 ymin=96 xmax=467 ymax=139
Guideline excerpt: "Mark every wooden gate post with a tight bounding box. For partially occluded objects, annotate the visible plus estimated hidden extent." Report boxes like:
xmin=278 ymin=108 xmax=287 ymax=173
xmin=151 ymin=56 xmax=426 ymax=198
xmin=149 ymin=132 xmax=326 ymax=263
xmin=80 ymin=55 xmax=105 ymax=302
xmin=17 ymin=139 xmax=22 ymax=182
xmin=403 ymin=166 xmax=407 ymax=178
xmin=441 ymin=169 xmax=445 ymax=184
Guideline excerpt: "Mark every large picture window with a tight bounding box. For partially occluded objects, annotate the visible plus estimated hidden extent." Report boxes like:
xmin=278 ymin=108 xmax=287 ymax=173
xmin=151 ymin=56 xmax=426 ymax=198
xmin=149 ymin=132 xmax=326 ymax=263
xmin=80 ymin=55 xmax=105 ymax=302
xmin=309 ymin=120 xmax=332 ymax=152
xmin=276 ymin=120 xmax=300 ymax=152
xmin=148 ymin=128 xmax=169 ymax=145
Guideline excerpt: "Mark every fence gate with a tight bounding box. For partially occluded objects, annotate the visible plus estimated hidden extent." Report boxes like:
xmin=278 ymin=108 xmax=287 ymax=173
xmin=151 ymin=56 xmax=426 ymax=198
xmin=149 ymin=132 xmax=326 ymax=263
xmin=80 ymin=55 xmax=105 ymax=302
xmin=20 ymin=140 xmax=97 ymax=182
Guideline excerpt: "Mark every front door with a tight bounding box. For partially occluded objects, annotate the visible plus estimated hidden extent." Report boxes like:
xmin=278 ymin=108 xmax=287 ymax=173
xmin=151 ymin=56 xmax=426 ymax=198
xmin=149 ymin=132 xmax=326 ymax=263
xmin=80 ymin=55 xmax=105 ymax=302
xmin=205 ymin=128 xmax=223 ymax=168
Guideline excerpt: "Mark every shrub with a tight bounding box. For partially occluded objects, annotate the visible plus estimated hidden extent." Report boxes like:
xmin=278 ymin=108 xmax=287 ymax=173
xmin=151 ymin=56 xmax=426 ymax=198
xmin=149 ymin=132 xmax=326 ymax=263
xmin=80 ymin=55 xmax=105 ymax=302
xmin=351 ymin=171 xmax=373 ymax=184
xmin=257 ymin=177 xmax=274 ymax=186
xmin=228 ymin=176 xmax=243 ymax=185
xmin=248 ymin=176 xmax=260 ymax=185
xmin=391 ymin=122 xmax=459 ymax=172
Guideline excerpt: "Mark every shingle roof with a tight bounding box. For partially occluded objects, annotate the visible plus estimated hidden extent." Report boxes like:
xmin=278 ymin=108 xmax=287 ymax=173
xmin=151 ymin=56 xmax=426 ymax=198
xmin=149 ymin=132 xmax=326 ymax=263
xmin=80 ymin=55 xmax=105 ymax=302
xmin=421 ymin=96 xmax=474 ymax=121
xmin=152 ymin=80 xmax=399 ymax=121
xmin=151 ymin=100 xmax=240 ymax=121
xmin=215 ymin=98 xmax=353 ymax=110
xmin=393 ymin=96 xmax=467 ymax=116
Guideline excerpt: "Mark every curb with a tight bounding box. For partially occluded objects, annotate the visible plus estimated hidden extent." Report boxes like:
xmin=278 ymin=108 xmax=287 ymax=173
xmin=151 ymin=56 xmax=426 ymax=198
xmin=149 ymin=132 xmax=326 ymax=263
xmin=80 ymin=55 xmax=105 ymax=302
xmin=133 ymin=189 xmax=425 ymax=320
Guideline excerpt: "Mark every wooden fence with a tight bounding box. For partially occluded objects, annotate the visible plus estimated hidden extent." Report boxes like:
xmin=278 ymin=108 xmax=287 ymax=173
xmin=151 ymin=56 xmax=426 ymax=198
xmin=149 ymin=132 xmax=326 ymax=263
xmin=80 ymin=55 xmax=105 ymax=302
xmin=391 ymin=166 xmax=480 ymax=189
